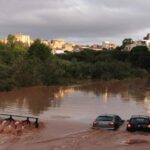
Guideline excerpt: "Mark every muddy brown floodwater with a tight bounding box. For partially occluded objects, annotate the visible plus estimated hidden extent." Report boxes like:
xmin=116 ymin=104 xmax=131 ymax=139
xmin=0 ymin=79 xmax=150 ymax=150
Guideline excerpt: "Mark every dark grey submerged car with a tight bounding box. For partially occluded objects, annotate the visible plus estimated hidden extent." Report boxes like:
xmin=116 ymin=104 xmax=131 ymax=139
xmin=92 ymin=114 xmax=124 ymax=130
xmin=127 ymin=115 xmax=150 ymax=132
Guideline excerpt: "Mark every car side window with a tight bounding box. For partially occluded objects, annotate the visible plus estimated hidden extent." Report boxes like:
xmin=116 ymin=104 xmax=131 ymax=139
xmin=115 ymin=116 xmax=121 ymax=122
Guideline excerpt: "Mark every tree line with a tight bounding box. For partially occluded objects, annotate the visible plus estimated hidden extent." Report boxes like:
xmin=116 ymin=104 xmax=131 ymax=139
xmin=0 ymin=36 xmax=150 ymax=91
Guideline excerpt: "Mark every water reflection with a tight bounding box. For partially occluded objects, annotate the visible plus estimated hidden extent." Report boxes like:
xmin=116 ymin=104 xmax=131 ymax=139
xmin=0 ymin=87 xmax=73 ymax=115
xmin=75 ymin=79 xmax=150 ymax=113
xmin=144 ymin=97 xmax=150 ymax=113
xmin=0 ymin=79 xmax=150 ymax=119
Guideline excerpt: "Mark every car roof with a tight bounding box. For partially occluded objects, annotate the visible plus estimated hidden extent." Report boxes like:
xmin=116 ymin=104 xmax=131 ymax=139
xmin=130 ymin=115 xmax=150 ymax=119
xmin=98 ymin=114 xmax=117 ymax=117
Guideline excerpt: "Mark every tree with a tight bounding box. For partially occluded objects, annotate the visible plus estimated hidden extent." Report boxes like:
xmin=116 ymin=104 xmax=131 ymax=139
xmin=13 ymin=41 xmax=28 ymax=52
xmin=131 ymin=45 xmax=148 ymax=53
xmin=0 ymin=64 xmax=13 ymax=91
xmin=122 ymin=38 xmax=134 ymax=48
xmin=129 ymin=46 xmax=149 ymax=68
xmin=28 ymin=39 xmax=51 ymax=61
xmin=7 ymin=34 xmax=16 ymax=49
xmin=0 ymin=42 xmax=7 ymax=50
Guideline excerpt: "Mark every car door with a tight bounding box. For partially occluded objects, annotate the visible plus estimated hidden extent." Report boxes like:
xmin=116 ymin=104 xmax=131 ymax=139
xmin=115 ymin=116 xmax=122 ymax=126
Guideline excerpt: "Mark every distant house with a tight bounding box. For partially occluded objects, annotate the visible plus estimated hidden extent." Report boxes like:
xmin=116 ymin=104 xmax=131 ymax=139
xmin=50 ymin=39 xmax=75 ymax=54
xmin=50 ymin=39 xmax=65 ymax=49
xmin=124 ymin=33 xmax=150 ymax=51
xmin=53 ymin=49 xmax=65 ymax=54
xmin=124 ymin=42 xmax=138 ymax=51
xmin=0 ymin=33 xmax=32 ymax=46
xmin=14 ymin=33 xmax=31 ymax=46
xmin=90 ymin=44 xmax=103 ymax=51
xmin=63 ymin=43 xmax=74 ymax=52
xmin=41 ymin=40 xmax=49 ymax=46
xmin=102 ymin=41 xmax=117 ymax=50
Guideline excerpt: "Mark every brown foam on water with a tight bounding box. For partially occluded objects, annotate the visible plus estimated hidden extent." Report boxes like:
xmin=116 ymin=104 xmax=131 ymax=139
xmin=0 ymin=120 xmax=43 ymax=136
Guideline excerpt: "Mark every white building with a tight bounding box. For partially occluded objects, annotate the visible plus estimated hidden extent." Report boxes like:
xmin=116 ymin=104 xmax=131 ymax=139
xmin=102 ymin=41 xmax=117 ymax=50
xmin=52 ymin=49 xmax=65 ymax=54
xmin=124 ymin=33 xmax=150 ymax=51
xmin=14 ymin=33 xmax=31 ymax=46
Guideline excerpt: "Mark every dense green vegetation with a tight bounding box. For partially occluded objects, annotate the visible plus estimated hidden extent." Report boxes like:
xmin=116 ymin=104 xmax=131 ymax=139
xmin=0 ymin=38 xmax=150 ymax=91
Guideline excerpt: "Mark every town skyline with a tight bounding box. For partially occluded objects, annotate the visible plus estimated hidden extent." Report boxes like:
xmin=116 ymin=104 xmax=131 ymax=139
xmin=0 ymin=33 xmax=118 ymax=54
xmin=0 ymin=31 xmax=150 ymax=46
xmin=0 ymin=32 xmax=149 ymax=46
xmin=1 ymin=32 xmax=150 ymax=54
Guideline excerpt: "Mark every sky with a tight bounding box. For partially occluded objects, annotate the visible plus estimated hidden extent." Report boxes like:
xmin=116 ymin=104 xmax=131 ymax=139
xmin=0 ymin=0 xmax=150 ymax=45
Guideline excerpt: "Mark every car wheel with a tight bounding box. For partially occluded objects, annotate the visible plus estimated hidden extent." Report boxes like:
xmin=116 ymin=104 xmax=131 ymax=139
xmin=113 ymin=124 xmax=119 ymax=131
xmin=127 ymin=128 xmax=134 ymax=132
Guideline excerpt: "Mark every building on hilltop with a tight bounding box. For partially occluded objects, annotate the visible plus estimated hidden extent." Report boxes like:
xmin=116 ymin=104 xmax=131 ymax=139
xmin=90 ymin=44 xmax=103 ymax=51
xmin=144 ymin=33 xmax=150 ymax=40
xmin=50 ymin=39 xmax=75 ymax=54
xmin=63 ymin=43 xmax=75 ymax=52
xmin=124 ymin=42 xmax=137 ymax=51
xmin=102 ymin=41 xmax=117 ymax=50
xmin=141 ymin=33 xmax=150 ymax=49
xmin=73 ymin=45 xmax=82 ymax=52
xmin=124 ymin=33 xmax=150 ymax=51
xmin=14 ymin=33 xmax=31 ymax=46
xmin=50 ymin=39 xmax=65 ymax=50
xmin=41 ymin=39 xmax=50 ymax=46
xmin=0 ymin=33 xmax=32 ymax=46
xmin=54 ymin=49 xmax=66 ymax=54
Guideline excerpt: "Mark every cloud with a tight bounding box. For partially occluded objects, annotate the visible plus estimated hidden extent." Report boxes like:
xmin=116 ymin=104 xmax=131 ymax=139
xmin=0 ymin=0 xmax=150 ymax=44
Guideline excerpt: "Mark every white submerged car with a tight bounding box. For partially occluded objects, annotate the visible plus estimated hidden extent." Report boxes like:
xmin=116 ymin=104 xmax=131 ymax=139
xmin=92 ymin=114 xmax=124 ymax=130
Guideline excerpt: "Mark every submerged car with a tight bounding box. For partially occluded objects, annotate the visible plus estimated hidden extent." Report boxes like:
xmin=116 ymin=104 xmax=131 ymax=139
xmin=126 ymin=115 xmax=150 ymax=132
xmin=92 ymin=114 xmax=124 ymax=130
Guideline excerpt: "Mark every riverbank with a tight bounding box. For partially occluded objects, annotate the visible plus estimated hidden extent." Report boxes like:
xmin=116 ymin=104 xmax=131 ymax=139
xmin=0 ymin=44 xmax=150 ymax=91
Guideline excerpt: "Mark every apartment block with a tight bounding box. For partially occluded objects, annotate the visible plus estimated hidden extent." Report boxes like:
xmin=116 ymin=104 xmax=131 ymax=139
xmin=14 ymin=33 xmax=31 ymax=46
xmin=102 ymin=41 xmax=117 ymax=50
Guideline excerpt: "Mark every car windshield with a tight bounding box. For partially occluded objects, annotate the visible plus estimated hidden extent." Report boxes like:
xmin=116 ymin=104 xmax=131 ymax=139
xmin=96 ymin=116 xmax=113 ymax=121
xmin=130 ymin=118 xmax=149 ymax=124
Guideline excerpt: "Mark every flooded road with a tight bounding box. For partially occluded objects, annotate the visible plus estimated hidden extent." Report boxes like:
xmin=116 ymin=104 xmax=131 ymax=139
xmin=0 ymin=79 xmax=150 ymax=149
